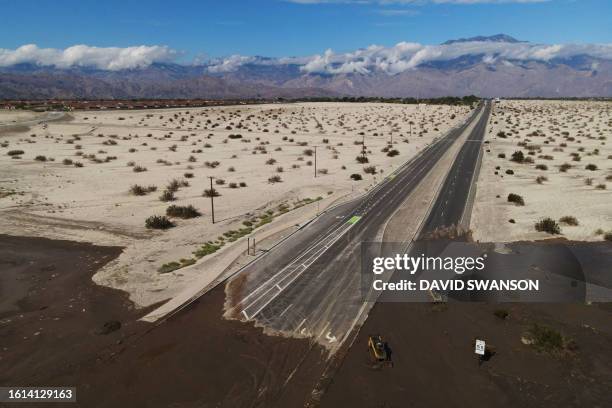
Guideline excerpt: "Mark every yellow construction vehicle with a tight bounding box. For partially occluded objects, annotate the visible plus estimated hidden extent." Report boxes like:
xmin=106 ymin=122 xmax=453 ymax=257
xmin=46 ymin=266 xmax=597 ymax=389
xmin=367 ymin=335 xmax=393 ymax=368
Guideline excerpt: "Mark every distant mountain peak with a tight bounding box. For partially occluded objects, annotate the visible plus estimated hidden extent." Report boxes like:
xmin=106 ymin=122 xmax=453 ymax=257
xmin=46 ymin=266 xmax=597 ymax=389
xmin=442 ymin=34 xmax=522 ymax=45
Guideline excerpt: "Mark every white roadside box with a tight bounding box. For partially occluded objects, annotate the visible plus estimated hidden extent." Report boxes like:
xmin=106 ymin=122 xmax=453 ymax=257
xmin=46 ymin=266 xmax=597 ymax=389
xmin=475 ymin=339 xmax=486 ymax=356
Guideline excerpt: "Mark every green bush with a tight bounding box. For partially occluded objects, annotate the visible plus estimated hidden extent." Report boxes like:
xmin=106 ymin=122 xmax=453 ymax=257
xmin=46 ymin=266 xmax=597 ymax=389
xmin=535 ymin=217 xmax=561 ymax=234
xmin=166 ymin=205 xmax=201 ymax=219
xmin=507 ymin=193 xmax=525 ymax=206
xmin=145 ymin=215 xmax=175 ymax=230
xmin=511 ymin=150 xmax=525 ymax=163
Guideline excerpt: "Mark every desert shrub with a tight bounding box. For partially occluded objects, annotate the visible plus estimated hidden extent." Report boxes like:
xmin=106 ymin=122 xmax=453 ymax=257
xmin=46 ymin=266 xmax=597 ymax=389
xmin=228 ymin=166 xmax=235 ymax=172
xmin=585 ymin=178 xmax=593 ymax=186
xmin=356 ymin=156 xmax=369 ymax=164
xmin=350 ymin=173 xmax=363 ymax=181
xmin=74 ymin=162 xmax=84 ymax=168
xmin=363 ymin=166 xmax=377 ymax=175
xmin=507 ymin=193 xmax=525 ymax=206
xmin=596 ymin=184 xmax=606 ymax=190
xmin=7 ymin=150 xmax=24 ymax=156
xmin=303 ymin=149 xmax=314 ymax=156
xmin=317 ymin=168 xmax=328 ymax=175
xmin=62 ymin=158 xmax=73 ymax=165
xmin=228 ymin=134 xmax=242 ymax=139
xmin=133 ymin=165 xmax=147 ymax=173
xmin=497 ymin=153 xmax=506 ymax=159
xmin=535 ymin=217 xmax=561 ymax=234
xmin=387 ymin=149 xmax=400 ymax=157
xmin=527 ymin=324 xmax=565 ymax=353
xmin=215 ymin=179 xmax=226 ymax=186
xmin=130 ymin=184 xmax=157 ymax=196
xmin=276 ymin=166 xmax=284 ymax=173
xmin=184 ymin=172 xmax=194 ymax=178
xmin=204 ymin=161 xmax=220 ymax=168
xmin=159 ymin=190 xmax=176 ymax=202
xmin=559 ymin=163 xmax=572 ymax=172
xmin=268 ymin=175 xmax=282 ymax=183
xmin=239 ymin=182 xmax=247 ymax=187
xmin=203 ymin=188 xmax=220 ymax=197
xmin=535 ymin=164 xmax=548 ymax=171
xmin=166 ymin=205 xmax=201 ymax=219
xmin=229 ymin=182 xmax=238 ymax=188
xmin=559 ymin=216 xmax=578 ymax=226
xmin=35 ymin=155 xmax=47 ymax=161
xmin=536 ymin=176 xmax=547 ymax=184
xmin=145 ymin=215 xmax=175 ymax=230
xmin=585 ymin=164 xmax=598 ymax=171
xmin=505 ymin=169 xmax=514 ymax=175
xmin=266 ymin=158 xmax=277 ymax=165
xmin=604 ymin=232 xmax=612 ymax=242
xmin=511 ymin=150 xmax=525 ymax=163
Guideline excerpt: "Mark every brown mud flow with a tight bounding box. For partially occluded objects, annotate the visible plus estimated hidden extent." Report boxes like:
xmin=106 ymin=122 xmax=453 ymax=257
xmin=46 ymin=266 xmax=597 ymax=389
xmin=0 ymin=234 xmax=326 ymax=408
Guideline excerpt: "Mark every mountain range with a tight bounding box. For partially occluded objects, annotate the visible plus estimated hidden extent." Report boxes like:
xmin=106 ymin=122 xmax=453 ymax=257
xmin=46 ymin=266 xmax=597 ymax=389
xmin=1 ymin=35 xmax=611 ymax=99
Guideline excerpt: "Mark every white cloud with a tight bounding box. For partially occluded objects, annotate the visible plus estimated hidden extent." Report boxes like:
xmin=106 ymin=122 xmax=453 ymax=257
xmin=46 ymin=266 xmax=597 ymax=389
xmin=205 ymin=39 xmax=612 ymax=75
xmin=0 ymin=44 xmax=178 ymax=70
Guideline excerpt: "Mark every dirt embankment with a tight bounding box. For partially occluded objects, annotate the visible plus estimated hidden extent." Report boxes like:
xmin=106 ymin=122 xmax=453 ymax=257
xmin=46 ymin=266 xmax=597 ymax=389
xmin=0 ymin=234 xmax=327 ymax=407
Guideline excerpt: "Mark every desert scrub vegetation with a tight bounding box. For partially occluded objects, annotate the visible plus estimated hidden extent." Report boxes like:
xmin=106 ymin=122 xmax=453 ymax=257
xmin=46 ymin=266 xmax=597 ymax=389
xmin=166 ymin=204 xmax=201 ymax=219
xmin=159 ymin=190 xmax=176 ymax=202
xmin=133 ymin=165 xmax=147 ymax=173
xmin=535 ymin=176 xmax=548 ymax=184
xmin=145 ymin=215 xmax=175 ymax=230
xmin=356 ymin=155 xmax=369 ymax=164
xmin=534 ymin=217 xmax=561 ymax=235
xmin=7 ymin=150 xmax=24 ymax=156
xmin=523 ymin=324 xmax=575 ymax=355
xmin=268 ymin=175 xmax=282 ymax=183
xmin=203 ymin=188 xmax=220 ymax=197
xmin=363 ymin=166 xmax=377 ymax=175
xmin=507 ymin=193 xmax=525 ymax=206
xmin=130 ymin=184 xmax=157 ymax=196
xmin=510 ymin=150 xmax=525 ymax=163
xmin=193 ymin=242 xmax=222 ymax=258
xmin=350 ymin=173 xmax=363 ymax=181
xmin=585 ymin=163 xmax=598 ymax=171
xmin=158 ymin=258 xmax=196 ymax=274
xmin=559 ymin=216 xmax=579 ymax=226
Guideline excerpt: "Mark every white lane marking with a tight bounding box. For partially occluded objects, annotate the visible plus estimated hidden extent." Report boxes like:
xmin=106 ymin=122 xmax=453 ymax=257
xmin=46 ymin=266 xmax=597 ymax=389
xmin=244 ymin=223 xmax=355 ymax=318
xmin=279 ymin=303 xmax=293 ymax=317
xmin=242 ymin=310 xmax=249 ymax=320
xmin=296 ymin=318 xmax=307 ymax=331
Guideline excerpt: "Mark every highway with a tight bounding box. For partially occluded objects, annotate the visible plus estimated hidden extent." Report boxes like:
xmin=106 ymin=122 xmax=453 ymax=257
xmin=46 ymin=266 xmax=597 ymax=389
xmin=226 ymin=101 xmax=490 ymax=350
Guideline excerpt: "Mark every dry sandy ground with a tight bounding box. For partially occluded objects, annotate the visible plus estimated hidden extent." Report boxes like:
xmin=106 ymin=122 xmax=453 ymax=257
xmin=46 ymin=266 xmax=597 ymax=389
xmin=472 ymin=100 xmax=612 ymax=242
xmin=0 ymin=102 xmax=469 ymax=308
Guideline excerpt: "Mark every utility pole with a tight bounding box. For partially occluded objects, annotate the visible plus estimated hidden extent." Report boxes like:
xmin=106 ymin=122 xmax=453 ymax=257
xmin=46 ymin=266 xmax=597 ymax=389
xmin=208 ymin=176 xmax=215 ymax=224
xmin=314 ymin=145 xmax=317 ymax=178
xmin=361 ymin=133 xmax=366 ymax=161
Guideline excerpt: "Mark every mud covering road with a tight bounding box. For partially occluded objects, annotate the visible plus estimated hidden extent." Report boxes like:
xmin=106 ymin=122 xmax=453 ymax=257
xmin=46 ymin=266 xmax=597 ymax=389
xmin=321 ymin=278 xmax=612 ymax=406
xmin=0 ymin=234 xmax=326 ymax=408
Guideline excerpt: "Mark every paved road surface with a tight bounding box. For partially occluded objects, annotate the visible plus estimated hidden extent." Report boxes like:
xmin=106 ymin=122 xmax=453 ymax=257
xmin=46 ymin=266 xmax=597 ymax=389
xmin=226 ymin=102 xmax=490 ymax=351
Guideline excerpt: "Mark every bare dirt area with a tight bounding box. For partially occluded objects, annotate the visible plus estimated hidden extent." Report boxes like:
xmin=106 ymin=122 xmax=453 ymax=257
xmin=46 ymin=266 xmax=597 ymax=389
xmin=321 ymin=301 xmax=612 ymax=408
xmin=472 ymin=100 xmax=612 ymax=242
xmin=0 ymin=234 xmax=143 ymax=385
xmin=0 ymin=103 xmax=469 ymax=310
xmin=0 ymin=234 xmax=327 ymax=407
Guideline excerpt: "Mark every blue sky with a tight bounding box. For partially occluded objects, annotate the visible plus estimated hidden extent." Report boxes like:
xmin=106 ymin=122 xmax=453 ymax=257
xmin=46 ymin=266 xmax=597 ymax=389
xmin=1 ymin=0 xmax=610 ymax=60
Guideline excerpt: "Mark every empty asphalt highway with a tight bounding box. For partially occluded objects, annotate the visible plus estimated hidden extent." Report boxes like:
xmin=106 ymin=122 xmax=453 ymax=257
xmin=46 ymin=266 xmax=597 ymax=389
xmin=226 ymin=101 xmax=490 ymax=351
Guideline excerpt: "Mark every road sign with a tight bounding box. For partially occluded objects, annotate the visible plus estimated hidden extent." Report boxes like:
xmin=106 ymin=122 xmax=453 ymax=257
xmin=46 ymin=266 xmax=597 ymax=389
xmin=475 ymin=339 xmax=486 ymax=355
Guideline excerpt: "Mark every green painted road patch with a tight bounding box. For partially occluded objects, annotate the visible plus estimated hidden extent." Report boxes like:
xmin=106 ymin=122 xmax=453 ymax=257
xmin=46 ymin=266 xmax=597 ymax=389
xmin=347 ymin=215 xmax=361 ymax=224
